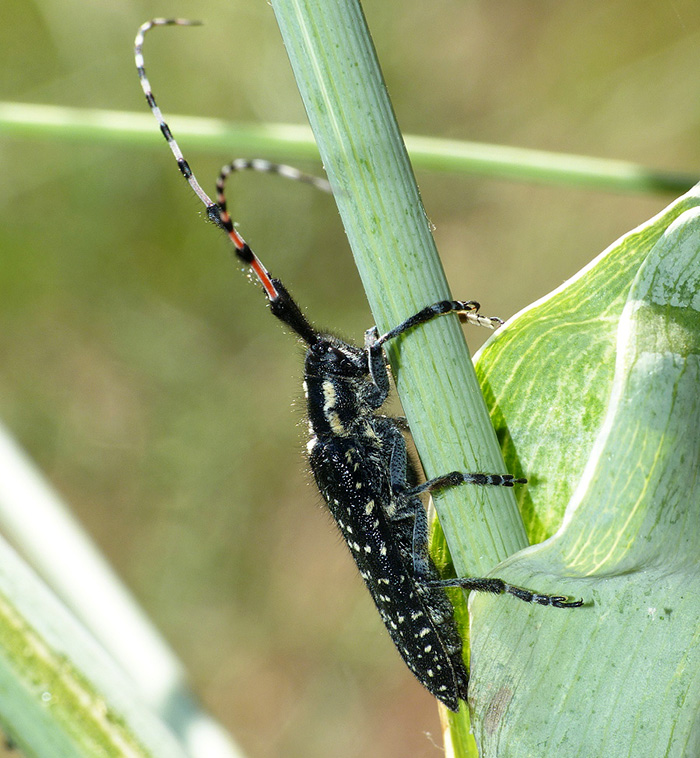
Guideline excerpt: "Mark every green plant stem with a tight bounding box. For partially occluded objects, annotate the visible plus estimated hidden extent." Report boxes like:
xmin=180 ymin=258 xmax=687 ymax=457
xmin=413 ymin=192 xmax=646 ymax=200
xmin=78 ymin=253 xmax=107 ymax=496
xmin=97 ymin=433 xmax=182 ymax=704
xmin=268 ymin=5 xmax=523 ymax=751
xmin=0 ymin=101 xmax=693 ymax=194
xmin=268 ymin=0 xmax=526 ymax=586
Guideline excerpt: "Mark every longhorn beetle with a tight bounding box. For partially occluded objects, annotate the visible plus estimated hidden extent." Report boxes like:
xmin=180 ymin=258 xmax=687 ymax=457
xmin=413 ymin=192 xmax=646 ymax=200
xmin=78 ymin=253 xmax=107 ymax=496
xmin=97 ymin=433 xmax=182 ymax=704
xmin=135 ymin=18 xmax=583 ymax=711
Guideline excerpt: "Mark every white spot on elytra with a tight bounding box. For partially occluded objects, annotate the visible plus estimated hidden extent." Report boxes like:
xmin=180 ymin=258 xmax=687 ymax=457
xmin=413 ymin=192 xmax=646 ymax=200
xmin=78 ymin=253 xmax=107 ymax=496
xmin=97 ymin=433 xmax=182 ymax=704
xmin=322 ymin=380 xmax=336 ymax=411
xmin=322 ymin=381 xmax=346 ymax=434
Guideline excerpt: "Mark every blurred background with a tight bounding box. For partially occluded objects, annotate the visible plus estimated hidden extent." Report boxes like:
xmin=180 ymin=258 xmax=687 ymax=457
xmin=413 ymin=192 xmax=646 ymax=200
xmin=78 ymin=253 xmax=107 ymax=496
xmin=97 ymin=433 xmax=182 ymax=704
xmin=0 ymin=1 xmax=699 ymax=756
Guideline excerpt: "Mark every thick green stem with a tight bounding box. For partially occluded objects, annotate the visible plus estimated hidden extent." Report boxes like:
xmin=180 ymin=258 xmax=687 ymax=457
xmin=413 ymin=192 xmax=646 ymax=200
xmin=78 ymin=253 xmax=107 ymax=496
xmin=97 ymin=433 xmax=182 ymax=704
xmin=269 ymin=0 xmax=527 ymax=597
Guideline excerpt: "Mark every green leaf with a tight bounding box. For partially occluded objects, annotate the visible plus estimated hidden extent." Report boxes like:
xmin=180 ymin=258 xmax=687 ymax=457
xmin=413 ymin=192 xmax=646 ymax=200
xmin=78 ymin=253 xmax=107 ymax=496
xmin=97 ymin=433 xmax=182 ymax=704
xmin=464 ymin=184 xmax=700 ymax=755
xmin=477 ymin=184 xmax=700 ymax=544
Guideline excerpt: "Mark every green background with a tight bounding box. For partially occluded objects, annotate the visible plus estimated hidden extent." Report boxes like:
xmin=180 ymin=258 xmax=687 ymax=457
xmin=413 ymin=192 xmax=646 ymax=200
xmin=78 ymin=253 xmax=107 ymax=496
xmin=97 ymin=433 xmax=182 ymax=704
xmin=1 ymin=1 xmax=699 ymax=757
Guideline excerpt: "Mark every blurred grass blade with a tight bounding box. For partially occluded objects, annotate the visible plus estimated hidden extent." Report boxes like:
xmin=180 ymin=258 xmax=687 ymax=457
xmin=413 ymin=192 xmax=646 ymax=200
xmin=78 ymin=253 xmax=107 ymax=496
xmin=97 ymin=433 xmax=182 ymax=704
xmin=0 ymin=101 xmax=694 ymax=194
xmin=465 ymin=183 xmax=700 ymax=755
xmin=0 ymin=524 xmax=189 ymax=757
xmin=0 ymin=101 xmax=324 ymax=162
xmin=0 ymin=425 xmax=246 ymax=757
